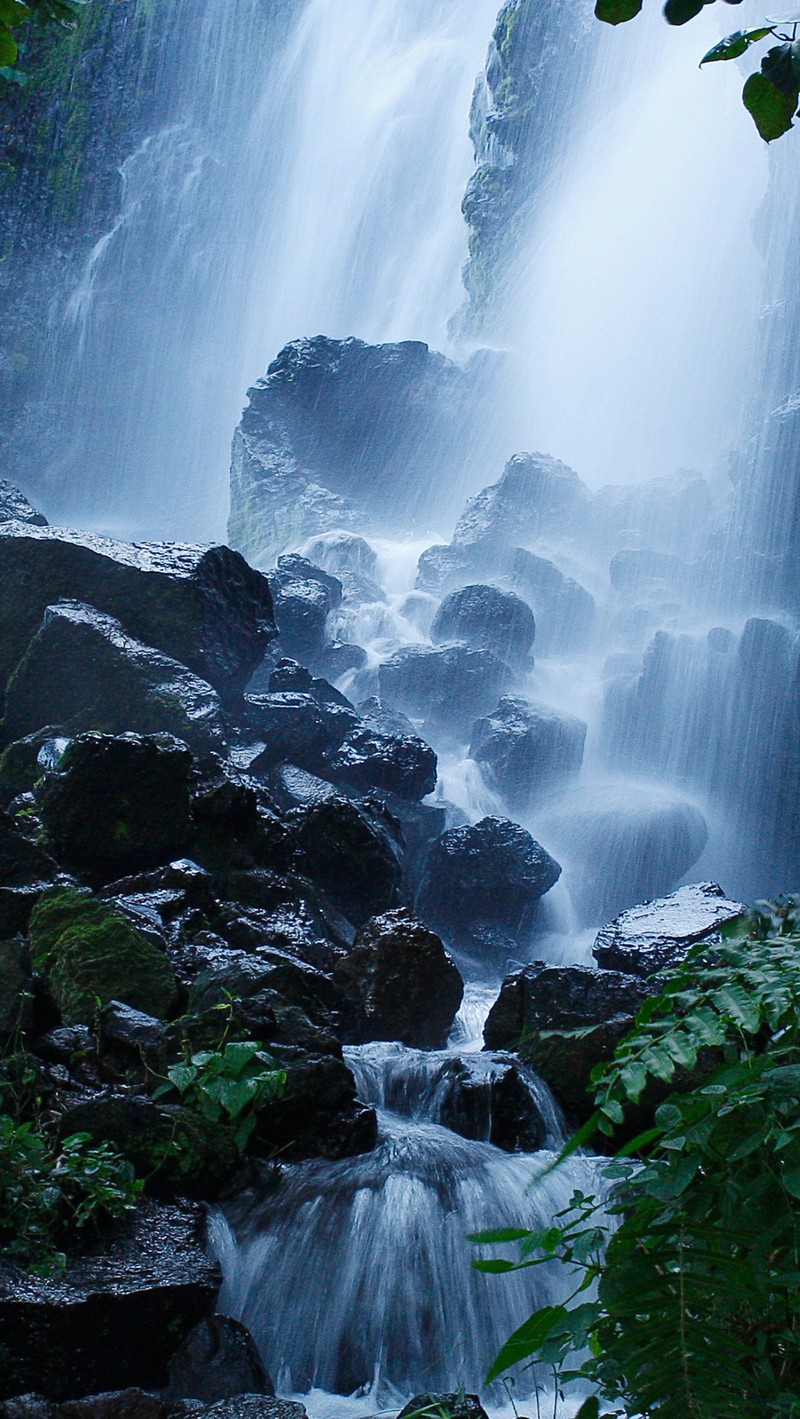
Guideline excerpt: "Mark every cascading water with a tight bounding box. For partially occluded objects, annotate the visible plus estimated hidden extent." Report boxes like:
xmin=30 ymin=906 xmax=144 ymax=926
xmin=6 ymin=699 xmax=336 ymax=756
xmin=43 ymin=0 xmax=498 ymax=538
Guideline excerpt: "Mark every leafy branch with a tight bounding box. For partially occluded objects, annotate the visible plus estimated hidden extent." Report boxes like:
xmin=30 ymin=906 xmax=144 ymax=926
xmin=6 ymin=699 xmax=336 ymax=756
xmin=0 ymin=0 xmax=86 ymax=78
xmin=596 ymin=0 xmax=800 ymax=141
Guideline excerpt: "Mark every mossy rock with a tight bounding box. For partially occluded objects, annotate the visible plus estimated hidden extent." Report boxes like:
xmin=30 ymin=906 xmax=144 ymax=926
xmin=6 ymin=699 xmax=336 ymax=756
xmin=29 ymin=886 xmax=177 ymax=1024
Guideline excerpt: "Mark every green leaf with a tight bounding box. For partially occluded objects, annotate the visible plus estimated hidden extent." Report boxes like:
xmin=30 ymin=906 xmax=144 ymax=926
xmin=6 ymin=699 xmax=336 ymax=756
xmin=166 ymin=1063 xmax=197 ymax=1094
xmin=0 ymin=24 xmax=18 ymax=64
xmin=467 ymin=1227 xmax=532 ymax=1244
xmin=472 ymin=1259 xmax=520 ymax=1274
xmin=0 ymin=1 xmax=29 ymax=25
xmin=486 ymin=1305 xmax=569 ymax=1383
xmin=700 ymin=28 xmax=773 ymax=66
xmin=743 ymin=70 xmax=798 ymax=141
xmin=663 ymin=0 xmax=707 ymax=25
xmin=595 ymin=0 xmax=642 ymax=23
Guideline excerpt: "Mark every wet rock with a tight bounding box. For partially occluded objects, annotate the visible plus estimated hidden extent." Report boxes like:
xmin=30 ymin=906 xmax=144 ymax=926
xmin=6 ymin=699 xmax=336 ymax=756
xmin=0 ymin=479 xmax=47 ymax=527
xmin=192 ymin=1401 xmax=306 ymax=1419
xmin=417 ymin=816 xmax=561 ymax=962
xmin=35 ymin=1025 xmax=95 ymax=1067
xmin=98 ymin=1001 xmax=165 ymax=1060
xmin=251 ymin=1051 xmax=377 ymax=1161
xmin=433 ymin=1052 xmax=554 ymax=1151
xmin=0 ymin=525 xmax=275 ymax=699
xmin=289 ymin=797 xmax=405 ymax=928
xmin=266 ymin=659 xmax=354 ymax=711
xmin=29 ymin=886 xmax=177 ymax=1024
xmin=484 ymin=962 xmax=653 ymax=1121
xmin=59 ymin=1392 xmax=166 ymax=1419
xmin=228 ymin=336 xmax=482 ymax=565
xmin=593 ymin=882 xmax=747 ymax=977
xmin=243 ymin=694 xmax=338 ymax=773
xmin=397 ymin=1395 xmax=488 ymax=1419
xmin=335 ymin=909 xmax=463 ymax=1049
xmin=37 ymin=733 xmax=193 ymax=881
xmin=357 ymin=696 xmax=416 ymax=739
xmin=415 ymin=543 xmax=480 ymax=596
xmin=431 ymin=583 xmax=535 ymax=669
xmin=166 ymin=1315 xmax=272 ymax=1404
xmin=299 ymin=530 xmax=378 ymax=579
xmin=326 ymin=725 xmax=437 ymax=801
xmin=5 ymin=602 xmax=226 ymax=754
xmin=542 ymin=787 xmax=709 ymax=926
xmin=188 ymin=951 xmax=356 ymax=1040
xmin=0 ymin=811 xmax=58 ymax=933
xmin=0 ymin=938 xmax=33 ymax=1038
xmin=451 ymin=452 xmax=590 ymax=556
xmin=510 ymin=549 xmax=596 ymax=654
xmin=610 ymin=548 xmax=692 ymax=597
xmin=470 ymin=696 xmax=586 ymax=811
xmin=0 ymin=1200 xmax=219 ymax=1401
xmin=267 ymin=556 xmax=342 ymax=661
xmin=263 ymin=764 xmax=342 ymax=812
xmin=378 ymin=644 xmax=513 ymax=732
xmin=589 ymin=470 xmax=714 ymax=559
xmin=0 ymin=730 xmax=69 ymax=809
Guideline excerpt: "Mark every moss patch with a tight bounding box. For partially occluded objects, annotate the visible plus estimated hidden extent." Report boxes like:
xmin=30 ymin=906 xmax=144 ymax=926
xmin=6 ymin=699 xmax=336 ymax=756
xmin=29 ymin=885 xmax=177 ymax=1024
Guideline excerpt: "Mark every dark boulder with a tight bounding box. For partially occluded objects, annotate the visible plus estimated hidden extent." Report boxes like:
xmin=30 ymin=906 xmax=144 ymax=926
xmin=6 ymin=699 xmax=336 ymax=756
xmin=251 ymin=1051 xmax=377 ymax=1161
xmin=0 ymin=1201 xmax=219 ymax=1401
xmin=415 ymin=544 xmax=481 ymax=596
xmin=470 ymin=696 xmax=586 ymax=811
xmin=55 ymin=1095 xmax=240 ymax=1200
xmin=98 ymin=1001 xmax=165 ymax=1061
xmin=430 ymin=584 xmax=535 ymax=668
xmin=289 ymin=797 xmax=405 ymax=928
xmin=593 ymin=882 xmax=747 ymax=977
xmin=417 ymin=816 xmax=561 ymax=961
xmin=165 ymin=1315 xmax=272 ymax=1404
xmin=243 ymin=694 xmax=343 ymax=774
xmin=432 ymin=1052 xmax=556 ymax=1151
xmin=267 ymin=556 xmax=342 ymax=662
xmin=0 ymin=525 xmax=275 ymax=699
xmin=510 ymin=548 xmax=596 ymax=654
xmin=484 ymin=962 xmax=654 ymax=1121
xmin=228 ymin=336 xmax=485 ymax=565
xmin=188 ymin=951 xmax=357 ymax=1041
xmin=0 ymin=732 xmax=70 ymax=810
xmin=0 ymin=812 xmax=58 ymax=933
xmin=335 ymin=909 xmax=463 ymax=1049
xmin=357 ymin=696 xmax=416 ymax=739
xmin=378 ymin=644 xmax=513 ymax=732
xmin=266 ymin=659 xmax=354 ymax=710
xmin=37 ymin=733 xmax=193 ymax=881
xmin=326 ymin=725 xmax=437 ymax=801
xmin=451 ymin=452 xmax=590 ymax=556
xmin=5 ymin=603 xmax=226 ymax=754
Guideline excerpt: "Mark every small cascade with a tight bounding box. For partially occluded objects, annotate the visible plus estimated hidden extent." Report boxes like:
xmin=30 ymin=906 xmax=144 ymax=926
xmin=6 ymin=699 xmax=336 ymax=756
xmin=214 ymin=1019 xmax=598 ymax=1409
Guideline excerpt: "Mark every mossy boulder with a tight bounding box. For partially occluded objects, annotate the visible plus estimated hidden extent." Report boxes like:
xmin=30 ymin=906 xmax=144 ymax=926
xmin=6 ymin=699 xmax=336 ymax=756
xmin=29 ymin=886 xmax=177 ymax=1024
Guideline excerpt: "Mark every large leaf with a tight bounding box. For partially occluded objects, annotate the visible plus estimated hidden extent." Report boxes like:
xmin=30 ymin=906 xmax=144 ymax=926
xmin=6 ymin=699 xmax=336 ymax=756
xmin=663 ymin=0 xmax=708 ymax=25
xmin=486 ymin=1305 xmax=568 ymax=1383
xmin=700 ymin=27 xmax=773 ymax=65
xmin=595 ymin=0 xmax=642 ymax=23
xmin=743 ymin=70 xmax=798 ymax=141
xmin=0 ymin=23 xmax=17 ymax=63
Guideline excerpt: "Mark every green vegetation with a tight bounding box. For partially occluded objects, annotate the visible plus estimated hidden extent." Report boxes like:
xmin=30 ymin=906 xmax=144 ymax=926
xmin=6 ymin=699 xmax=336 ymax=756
xmin=153 ymin=1040 xmax=288 ymax=1153
xmin=473 ymin=897 xmax=800 ymax=1417
xmin=596 ymin=0 xmax=800 ymax=142
xmin=0 ymin=0 xmax=85 ymax=77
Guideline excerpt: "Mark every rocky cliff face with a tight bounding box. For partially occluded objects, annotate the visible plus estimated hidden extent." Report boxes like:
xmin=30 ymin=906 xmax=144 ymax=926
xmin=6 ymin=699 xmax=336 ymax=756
xmin=458 ymin=0 xmax=594 ymax=334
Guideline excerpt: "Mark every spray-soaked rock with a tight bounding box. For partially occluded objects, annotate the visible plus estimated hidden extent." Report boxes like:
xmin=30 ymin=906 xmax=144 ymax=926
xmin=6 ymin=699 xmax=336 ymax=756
xmin=228 ymin=336 xmax=485 ymax=565
xmin=510 ymin=548 xmax=596 ymax=653
xmin=416 ymin=816 xmax=561 ymax=962
xmin=335 ymin=908 xmax=463 ymax=1049
xmin=5 ymin=602 xmax=226 ymax=755
xmin=379 ymin=644 xmax=513 ymax=732
xmin=0 ymin=479 xmax=47 ymax=527
xmin=289 ymin=797 xmax=405 ymax=928
xmin=326 ymin=725 xmax=437 ymax=801
xmin=300 ymin=530 xmax=378 ymax=579
xmin=470 ymin=696 xmax=586 ymax=811
xmin=430 ymin=583 xmax=535 ymax=669
xmin=0 ymin=525 xmax=275 ymax=699
xmin=267 ymin=555 xmax=342 ymax=661
xmin=166 ymin=1315 xmax=273 ymax=1404
xmin=484 ymin=961 xmax=654 ymax=1121
xmin=36 ymin=733 xmax=194 ymax=882
xmin=451 ymin=452 xmax=590 ymax=557
xmin=593 ymin=882 xmax=747 ymax=977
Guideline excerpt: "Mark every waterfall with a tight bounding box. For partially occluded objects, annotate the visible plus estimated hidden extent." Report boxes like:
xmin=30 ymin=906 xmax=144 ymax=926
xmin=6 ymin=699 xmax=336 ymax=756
xmin=44 ymin=0 xmax=498 ymax=540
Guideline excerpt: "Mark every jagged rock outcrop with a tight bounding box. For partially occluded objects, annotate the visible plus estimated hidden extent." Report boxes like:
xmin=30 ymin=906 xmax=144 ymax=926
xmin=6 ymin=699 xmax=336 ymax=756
xmin=335 ymin=909 xmax=463 ymax=1050
xmin=593 ymin=882 xmax=747 ymax=977
xmin=0 ymin=525 xmax=275 ymax=699
xmin=430 ymin=583 xmax=535 ymax=669
xmin=470 ymin=695 xmax=586 ymax=810
xmin=378 ymin=643 xmax=514 ymax=734
xmin=228 ymin=336 xmax=489 ymax=565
